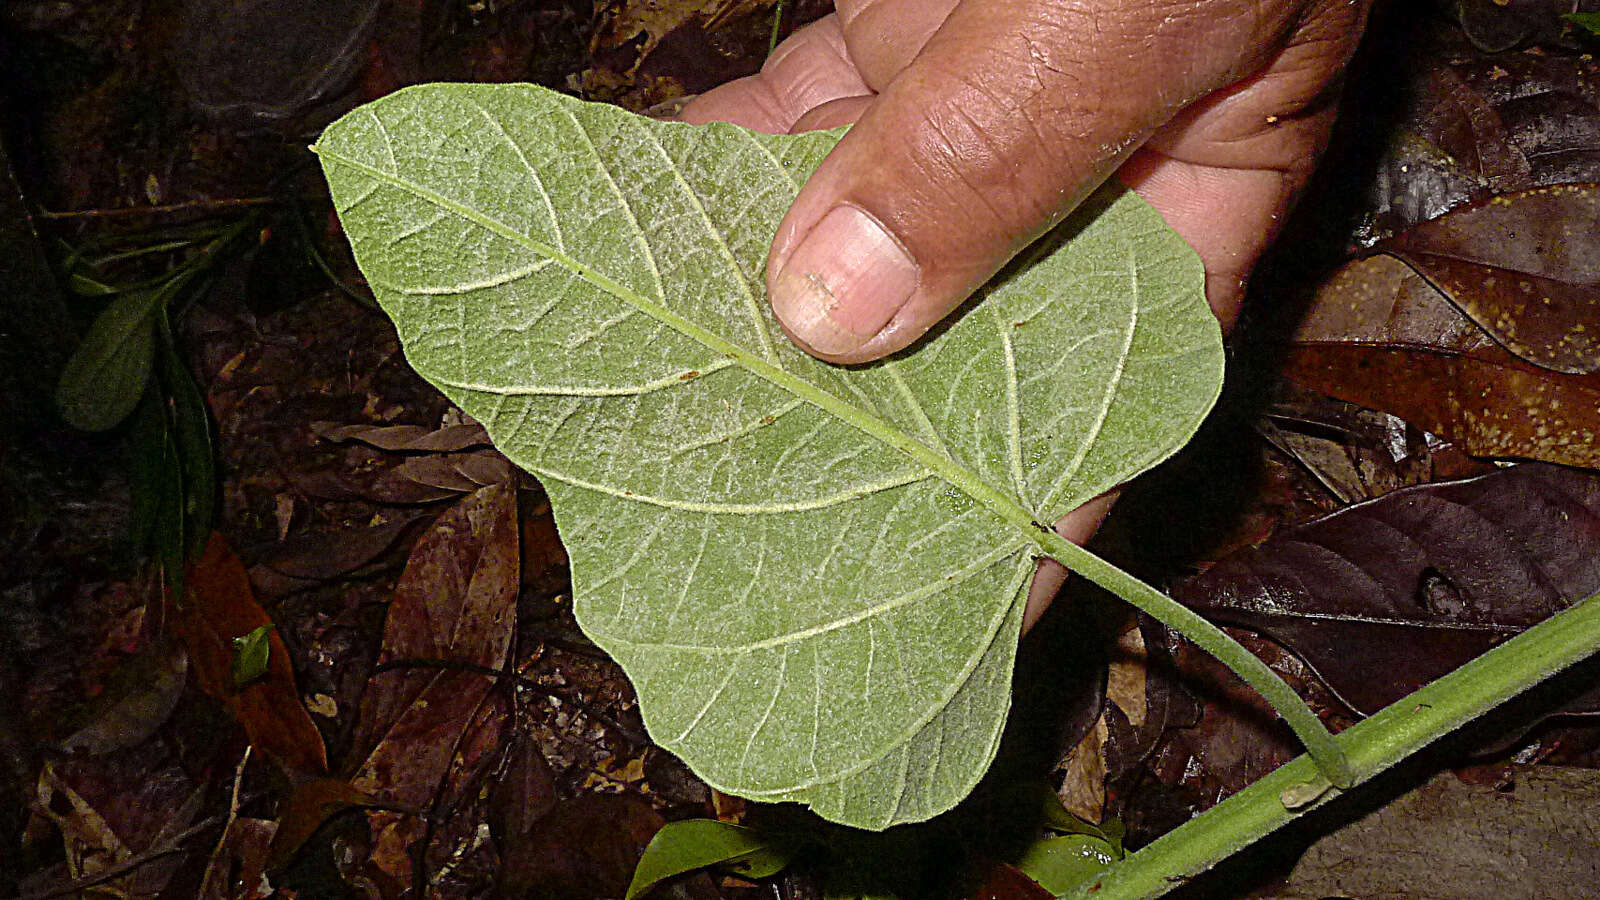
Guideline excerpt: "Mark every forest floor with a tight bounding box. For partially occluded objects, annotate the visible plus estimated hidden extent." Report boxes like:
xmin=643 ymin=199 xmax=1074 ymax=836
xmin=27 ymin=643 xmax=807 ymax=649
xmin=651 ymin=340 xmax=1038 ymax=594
xmin=2 ymin=2 xmax=1599 ymax=899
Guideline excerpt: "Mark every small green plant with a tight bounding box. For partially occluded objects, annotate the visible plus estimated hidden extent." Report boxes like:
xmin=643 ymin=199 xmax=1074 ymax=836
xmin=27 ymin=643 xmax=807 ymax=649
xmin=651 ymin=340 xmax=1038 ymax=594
xmin=626 ymin=785 xmax=1122 ymax=899
xmin=54 ymin=217 xmax=258 ymax=581
xmin=315 ymin=84 xmax=1600 ymax=896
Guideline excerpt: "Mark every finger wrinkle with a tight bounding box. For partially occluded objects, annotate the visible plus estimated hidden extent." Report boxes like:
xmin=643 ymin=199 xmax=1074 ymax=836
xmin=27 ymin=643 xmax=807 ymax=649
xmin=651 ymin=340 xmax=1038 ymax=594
xmin=762 ymin=18 xmax=873 ymax=120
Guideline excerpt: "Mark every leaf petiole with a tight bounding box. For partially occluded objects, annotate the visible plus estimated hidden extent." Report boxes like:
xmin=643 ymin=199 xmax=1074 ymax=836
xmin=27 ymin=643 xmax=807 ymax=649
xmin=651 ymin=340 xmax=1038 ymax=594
xmin=1033 ymin=529 xmax=1356 ymax=789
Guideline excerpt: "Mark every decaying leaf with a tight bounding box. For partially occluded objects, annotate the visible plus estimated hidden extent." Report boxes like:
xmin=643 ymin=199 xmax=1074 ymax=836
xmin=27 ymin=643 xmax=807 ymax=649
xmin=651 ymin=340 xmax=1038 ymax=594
xmin=1284 ymin=343 xmax=1600 ymax=468
xmin=198 ymin=817 xmax=277 ymax=900
xmin=266 ymin=778 xmax=380 ymax=872
xmin=1382 ymin=183 xmax=1600 ymax=374
xmin=351 ymin=481 xmax=519 ymax=808
xmin=176 ymin=533 xmax=328 ymax=773
xmin=496 ymin=792 xmax=668 ymax=900
xmin=1284 ymin=253 xmax=1600 ymax=468
xmin=1175 ymin=464 xmax=1600 ymax=714
xmin=316 ymin=83 xmax=1221 ymax=828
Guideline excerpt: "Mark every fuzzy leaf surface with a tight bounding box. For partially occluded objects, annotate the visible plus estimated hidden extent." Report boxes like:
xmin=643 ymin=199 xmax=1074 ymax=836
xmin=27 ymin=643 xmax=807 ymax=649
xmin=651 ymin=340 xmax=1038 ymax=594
xmin=316 ymin=83 xmax=1222 ymax=828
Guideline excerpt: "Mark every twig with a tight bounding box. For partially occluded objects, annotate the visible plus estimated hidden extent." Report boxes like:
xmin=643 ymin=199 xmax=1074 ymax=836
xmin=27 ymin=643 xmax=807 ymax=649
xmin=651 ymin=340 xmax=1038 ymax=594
xmin=197 ymin=745 xmax=252 ymax=898
xmin=36 ymin=197 xmax=276 ymax=222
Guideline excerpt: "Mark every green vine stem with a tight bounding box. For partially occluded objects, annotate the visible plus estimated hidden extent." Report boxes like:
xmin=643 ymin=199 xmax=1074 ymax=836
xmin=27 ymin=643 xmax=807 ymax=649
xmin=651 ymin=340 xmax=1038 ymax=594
xmin=1037 ymin=531 xmax=1356 ymax=789
xmin=1066 ymin=587 xmax=1600 ymax=899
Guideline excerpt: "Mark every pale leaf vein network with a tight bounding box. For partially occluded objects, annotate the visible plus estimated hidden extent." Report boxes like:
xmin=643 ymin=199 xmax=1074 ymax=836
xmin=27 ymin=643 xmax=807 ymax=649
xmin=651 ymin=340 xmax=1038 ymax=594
xmin=618 ymin=542 xmax=1018 ymax=654
xmin=641 ymin=126 xmax=779 ymax=365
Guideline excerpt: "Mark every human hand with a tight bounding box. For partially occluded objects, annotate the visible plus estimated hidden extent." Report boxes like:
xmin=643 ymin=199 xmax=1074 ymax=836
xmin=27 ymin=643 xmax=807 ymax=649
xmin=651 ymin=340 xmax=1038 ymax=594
xmin=681 ymin=0 xmax=1370 ymax=622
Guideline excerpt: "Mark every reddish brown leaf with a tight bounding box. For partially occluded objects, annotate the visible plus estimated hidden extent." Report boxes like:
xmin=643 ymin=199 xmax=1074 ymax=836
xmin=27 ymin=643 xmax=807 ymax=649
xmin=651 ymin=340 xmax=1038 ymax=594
xmin=1292 ymin=253 xmax=1502 ymax=353
xmin=1284 ymin=344 xmax=1600 ymax=468
xmin=266 ymin=777 xmax=379 ymax=872
xmin=175 ymin=533 xmax=328 ymax=774
xmin=1382 ymin=183 xmax=1600 ymax=374
xmin=374 ymin=450 xmax=513 ymax=500
xmin=352 ymin=482 xmax=519 ymax=809
xmin=199 ymin=817 xmax=277 ymax=900
xmin=1174 ymin=464 xmax=1600 ymax=715
xmin=1285 ymin=253 xmax=1600 ymax=468
xmin=521 ymin=497 xmax=569 ymax=590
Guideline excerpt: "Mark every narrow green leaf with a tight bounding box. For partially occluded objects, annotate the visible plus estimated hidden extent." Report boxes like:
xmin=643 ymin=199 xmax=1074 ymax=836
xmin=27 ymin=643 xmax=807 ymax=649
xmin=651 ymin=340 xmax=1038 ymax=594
xmin=231 ymin=624 xmax=274 ymax=688
xmin=68 ymin=272 xmax=121 ymax=296
xmin=1015 ymin=835 xmax=1118 ymax=897
xmin=626 ymin=820 xmax=796 ymax=900
xmin=56 ymin=287 xmax=163 ymax=431
xmin=157 ymin=325 xmax=216 ymax=560
xmin=316 ymin=84 xmax=1222 ymax=829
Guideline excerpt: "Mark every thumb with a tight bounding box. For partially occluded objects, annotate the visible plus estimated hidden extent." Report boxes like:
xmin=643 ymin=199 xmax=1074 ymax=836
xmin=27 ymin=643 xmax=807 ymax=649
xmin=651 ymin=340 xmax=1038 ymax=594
xmin=767 ymin=0 xmax=1300 ymax=362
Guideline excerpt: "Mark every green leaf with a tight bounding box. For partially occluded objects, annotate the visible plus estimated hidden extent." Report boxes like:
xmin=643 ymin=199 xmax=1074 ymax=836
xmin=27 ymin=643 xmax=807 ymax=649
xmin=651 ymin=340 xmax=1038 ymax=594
xmin=1566 ymin=12 xmax=1600 ymax=35
xmin=230 ymin=623 xmax=274 ymax=688
xmin=315 ymin=83 xmax=1222 ymax=829
xmin=56 ymin=287 xmax=164 ymax=431
xmin=157 ymin=322 xmax=216 ymax=561
xmin=626 ymin=820 xmax=797 ymax=900
xmin=1014 ymin=835 xmax=1118 ymax=897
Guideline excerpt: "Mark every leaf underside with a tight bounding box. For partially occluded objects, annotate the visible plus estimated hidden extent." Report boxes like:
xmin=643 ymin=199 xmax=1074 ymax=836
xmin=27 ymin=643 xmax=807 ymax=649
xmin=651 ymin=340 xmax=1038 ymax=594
xmin=317 ymin=83 xmax=1223 ymax=829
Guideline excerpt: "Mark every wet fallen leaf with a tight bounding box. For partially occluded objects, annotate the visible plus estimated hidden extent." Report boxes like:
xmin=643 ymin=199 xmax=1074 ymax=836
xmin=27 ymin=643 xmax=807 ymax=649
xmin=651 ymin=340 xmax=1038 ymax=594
xmin=1382 ymin=183 xmax=1600 ymax=374
xmin=486 ymin=732 xmax=559 ymax=861
xmin=351 ymin=481 xmax=518 ymax=806
xmin=1292 ymin=253 xmax=1500 ymax=354
xmin=1284 ymin=343 xmax=1600 ymax=468
xmin=1174 ymin=463 xmax=1600 ymax=714
xmin=374 ymin=450 xmax=514 ymax=501
xmin=1346 ymin=33 xmax=1600 ymax=246
xmin=1283 ymin=253 xmax=1600 ymax=468
xmin=266 ymin=778 xmax=379 ymax=872
xmin=175 ymin=533 xmax=328 ymax=773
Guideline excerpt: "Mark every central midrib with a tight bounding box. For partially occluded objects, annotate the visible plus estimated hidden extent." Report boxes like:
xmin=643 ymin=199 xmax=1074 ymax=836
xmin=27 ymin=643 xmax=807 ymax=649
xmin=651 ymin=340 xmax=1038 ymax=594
xmin=314 ymin=145 xmax=1053 ymax=551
